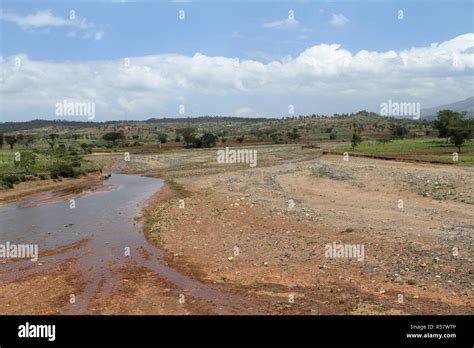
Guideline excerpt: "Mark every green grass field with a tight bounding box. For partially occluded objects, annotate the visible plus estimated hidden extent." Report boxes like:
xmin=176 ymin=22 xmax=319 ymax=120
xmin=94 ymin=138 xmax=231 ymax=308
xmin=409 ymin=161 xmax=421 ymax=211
xmin=0 ymin=148 xmax=102 ymax=189
xmin=335 ymin=138 xmax=474 ymax=165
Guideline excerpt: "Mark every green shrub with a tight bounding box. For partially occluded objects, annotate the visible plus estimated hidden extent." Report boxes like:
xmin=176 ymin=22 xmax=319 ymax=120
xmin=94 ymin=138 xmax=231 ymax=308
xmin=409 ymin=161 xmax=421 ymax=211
xmin=1 ymin=181 xmax=13 ymax=189
xmin=1 ymin=174 xmax=22 ymax=188
xmin=50 ymin=163 xmax=76 ymax=178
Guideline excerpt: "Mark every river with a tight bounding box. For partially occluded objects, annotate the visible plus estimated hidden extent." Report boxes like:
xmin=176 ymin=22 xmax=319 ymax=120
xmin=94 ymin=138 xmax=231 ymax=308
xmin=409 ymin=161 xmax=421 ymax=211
xmin=0 ymin=174 xmax=260 ymax=314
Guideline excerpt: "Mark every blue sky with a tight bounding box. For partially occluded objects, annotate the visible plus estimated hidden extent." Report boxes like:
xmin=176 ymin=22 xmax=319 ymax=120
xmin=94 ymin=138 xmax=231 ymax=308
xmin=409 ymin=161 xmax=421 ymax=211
xmin=2 ymin=1 xmax=473 ymax=61
xmin=1 ymin=0 xmax=473 ymax=121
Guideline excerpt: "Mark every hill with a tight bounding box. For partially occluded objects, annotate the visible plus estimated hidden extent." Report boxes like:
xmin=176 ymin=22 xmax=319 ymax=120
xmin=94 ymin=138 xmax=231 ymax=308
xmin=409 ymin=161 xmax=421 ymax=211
xmin=421 ymin=96 xmax=474 ymax=119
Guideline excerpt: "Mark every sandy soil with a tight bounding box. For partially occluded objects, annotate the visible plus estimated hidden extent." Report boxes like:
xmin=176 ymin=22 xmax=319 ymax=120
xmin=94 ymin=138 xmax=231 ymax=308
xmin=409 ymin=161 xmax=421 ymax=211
xmin=144 ymin=153 xmax=473 ymax=314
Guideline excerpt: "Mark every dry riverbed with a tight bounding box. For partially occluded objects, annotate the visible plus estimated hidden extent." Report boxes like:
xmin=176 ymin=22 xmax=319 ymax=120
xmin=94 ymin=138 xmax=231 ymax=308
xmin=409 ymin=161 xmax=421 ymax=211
xmin=141 ymin=149 xmax=474 ymax=314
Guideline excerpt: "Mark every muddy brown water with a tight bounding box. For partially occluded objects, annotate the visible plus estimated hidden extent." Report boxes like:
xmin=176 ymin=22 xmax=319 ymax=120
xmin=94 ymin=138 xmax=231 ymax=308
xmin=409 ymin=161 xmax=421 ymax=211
xmin=0 ymin=174 xmax=261 ymax=314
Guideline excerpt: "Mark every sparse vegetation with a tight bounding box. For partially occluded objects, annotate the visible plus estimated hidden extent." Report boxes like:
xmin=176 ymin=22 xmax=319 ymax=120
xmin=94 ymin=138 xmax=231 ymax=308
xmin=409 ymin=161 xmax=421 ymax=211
xmin=1 ymin=109 xmax=472 ymax=192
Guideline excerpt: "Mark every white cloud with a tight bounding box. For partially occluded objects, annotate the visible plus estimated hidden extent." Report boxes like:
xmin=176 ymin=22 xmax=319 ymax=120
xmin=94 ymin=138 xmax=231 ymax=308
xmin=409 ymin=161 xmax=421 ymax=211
xmin=0 ymin=10 xmax=70 ymax=29
xmin=0 ymin=10 xmax=92 ymax=30
xmin=263 ymin=17 xmax=299 ymax=29
xmin=0 ymin=10 xmax=103 ymax=40
xmin=1 ymin=34 xmax=473 ymax=120
xmin=330 ymin=13 xmax=349 ymax=27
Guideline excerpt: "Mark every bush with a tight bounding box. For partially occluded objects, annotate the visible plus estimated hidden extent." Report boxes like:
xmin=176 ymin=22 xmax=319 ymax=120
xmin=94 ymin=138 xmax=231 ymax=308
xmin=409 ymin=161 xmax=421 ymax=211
xmin=200 ymin=133 xmax=218 ymax=148
xmin=14 ymin=151 xmax=36 ymax=174
xmin=1 ymin=174 xmax=22 ymax=188
xmin=158 ymin=133 xmax=168 ymax=143
xmin=50 ymin=163 xmax=76 ymax=178
xmin=390 ymin=124 xmax=409 ymax=138
xmin=103 ymin=131 xmax=126 ymax=143
xmin=1 ymin=181 xmax=13 ymax=189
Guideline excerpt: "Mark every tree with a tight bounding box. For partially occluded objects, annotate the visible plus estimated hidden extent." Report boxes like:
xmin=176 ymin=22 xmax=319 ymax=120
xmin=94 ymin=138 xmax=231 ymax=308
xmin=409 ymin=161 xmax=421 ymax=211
xmin=351 ymin=124 xmax=363 ymax=150
xmin=5 ymin=135 xmax=17 ymax=151
xmin=200 ymin=133 xmax=217 ymax=148
xmin=15 ymin=152 xmax=36 ymax=174
xmin=57 ymin=144 xmax=67 ymax=154
xmin=16 ymin=134 xmax=24 ymax=144
xmin=177 ymin=128 xmax=197 ymax=147
xmin=175 ymin=134 xmax=182 ymax=142
xmin=389 ymin=124 xmax=409 ymax=138
xmin=81 ymin=143 xmax=92 ymax=154
xmin=271 ymin=132 xmax=284 ymax=144
xmin=351 ymin=132 xmax=362 ymax=150
xmin=158 ymin=133 xmax=168 ymax=144
xmin=102 ymin=132 xmax=125 ymax=145
xmin=0 ymin=133 xmax=3 ymax=149
xmin=22 ymin=134 xmax=35 ymax=148
xmin=236 ymin=135 xmax=245 ymax=144
xmin=448 ymin=120 xmax=473 ymax=153
xmin=434 ymin=110 xmax=463 ymax=142
xmin=46 ymin=133 xmax=59 ymax=149
xmin=287 ymin=128 xmax=301 ymax=142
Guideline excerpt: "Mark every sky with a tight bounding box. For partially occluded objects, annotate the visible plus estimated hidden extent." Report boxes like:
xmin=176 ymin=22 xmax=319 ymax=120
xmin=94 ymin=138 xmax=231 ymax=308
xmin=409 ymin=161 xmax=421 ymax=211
xmin=0 ymin=0 xmax=473 ymax=122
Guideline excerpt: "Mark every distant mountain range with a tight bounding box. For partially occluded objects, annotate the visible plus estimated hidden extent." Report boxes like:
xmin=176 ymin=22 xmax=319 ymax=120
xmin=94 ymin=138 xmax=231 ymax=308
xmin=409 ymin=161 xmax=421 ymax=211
xmin=0 ymin=116 xmax=269 ymax=133
xmin=421 ymin=96 xmax=474 ymax=119
xmin=1 ymin=99 xmax=473 ymax=133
